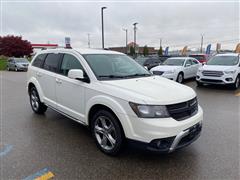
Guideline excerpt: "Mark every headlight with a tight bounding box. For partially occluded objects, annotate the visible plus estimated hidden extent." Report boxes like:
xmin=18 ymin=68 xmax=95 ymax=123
xmin=164 ymin=70 xmax=175 ymax=74
xmin=129 ymin=102 xmax=170 ymax=118
xmin=224 ymin=70 xmax=236 ymax=74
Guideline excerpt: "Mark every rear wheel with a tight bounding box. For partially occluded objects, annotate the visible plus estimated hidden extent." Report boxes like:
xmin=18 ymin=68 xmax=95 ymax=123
xmin=29 ymin=86 xmax=47 ymax=114
xmin=91 ymin=110 xmax=124 ymax=156
xmin=177 ymin=73 xmax=184 ymax=83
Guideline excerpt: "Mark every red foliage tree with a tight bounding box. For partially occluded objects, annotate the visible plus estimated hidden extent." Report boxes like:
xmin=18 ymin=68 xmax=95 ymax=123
xmin=0 ymin=35 xmax=33 ymax=57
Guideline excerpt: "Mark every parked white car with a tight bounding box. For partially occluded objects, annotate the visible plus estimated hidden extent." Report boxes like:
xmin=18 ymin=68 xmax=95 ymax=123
xmin=196 ymin=53 xmax=240 ymax=89
xmin=150 ymin=57 xmax=201 ymax=83
xmin=27 ymin=48 xmax=203 ymax=155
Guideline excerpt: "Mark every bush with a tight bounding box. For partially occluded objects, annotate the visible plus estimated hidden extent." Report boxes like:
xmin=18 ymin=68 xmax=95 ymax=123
xmin=0 ymin=56 xmax=8 ymax=70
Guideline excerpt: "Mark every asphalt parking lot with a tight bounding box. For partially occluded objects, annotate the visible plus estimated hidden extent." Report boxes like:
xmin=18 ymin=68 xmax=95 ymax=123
xmin=0 ymin=71 xmax=239 ymax=180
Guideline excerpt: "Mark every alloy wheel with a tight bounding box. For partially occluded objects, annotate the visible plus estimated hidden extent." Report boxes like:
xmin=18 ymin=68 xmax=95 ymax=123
xmin=30 ymin=90 xmax=39 ymax=111
xmin=94 ymin=116 xmax=116 ymax=151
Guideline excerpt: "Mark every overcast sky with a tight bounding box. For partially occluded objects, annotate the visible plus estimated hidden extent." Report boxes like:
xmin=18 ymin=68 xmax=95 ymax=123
xmin=1 ymin=0 xmax=239 ymax=50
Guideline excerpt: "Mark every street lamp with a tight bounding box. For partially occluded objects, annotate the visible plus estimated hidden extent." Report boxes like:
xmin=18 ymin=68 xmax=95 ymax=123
xmin=133 ymin=22 xmax=138 ymax=53
xmin=101 ymin=7 xmax=107 ymax=49
xmin=122 ymin=28 xmax=128 ymax=54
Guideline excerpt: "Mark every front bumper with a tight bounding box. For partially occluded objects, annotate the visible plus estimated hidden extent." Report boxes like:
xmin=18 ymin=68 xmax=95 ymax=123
xmin=128 ymin=122 xmax=202 ymax=153
xmin=196 ymin=73 xmax=236 ymax=85
xmin=161 ymin=73 xmax=177 ymax=81
xmin=17 ymin=66 xmax=28 ymax=71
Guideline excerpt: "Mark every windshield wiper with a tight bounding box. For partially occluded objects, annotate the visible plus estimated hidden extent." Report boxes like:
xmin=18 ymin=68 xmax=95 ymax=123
xmin=124 ymin=73 xmax=151 ymax=77
xmin=98 ymin=75 xmax=126 ymax=78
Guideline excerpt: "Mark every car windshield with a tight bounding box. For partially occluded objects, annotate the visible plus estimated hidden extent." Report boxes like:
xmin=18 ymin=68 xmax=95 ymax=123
xmin=83 ymin=54 xmax=151 ymax=80
xmin=207 ymin=56 xmax=239 ymax=66
xmin=163 ymin=58 xmax=185 ymax=66
xmin=15 ymin=58 xmax=29 ymax=63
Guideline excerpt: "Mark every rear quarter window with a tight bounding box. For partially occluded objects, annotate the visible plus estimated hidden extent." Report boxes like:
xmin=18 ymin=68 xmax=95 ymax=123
xmin=32 ymin=54 xmax=47 ymax=68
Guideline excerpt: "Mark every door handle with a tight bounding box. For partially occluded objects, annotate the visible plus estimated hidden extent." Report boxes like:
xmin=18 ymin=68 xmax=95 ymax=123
xmin=56 ymin=78 xmax=62 ymax=84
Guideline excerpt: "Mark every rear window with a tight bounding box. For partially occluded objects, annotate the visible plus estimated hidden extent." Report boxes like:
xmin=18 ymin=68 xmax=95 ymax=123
xmin=43 ymin=53 xmax=62 ymax=72
xmin=32 ymin=54 xmax=47 ymax=68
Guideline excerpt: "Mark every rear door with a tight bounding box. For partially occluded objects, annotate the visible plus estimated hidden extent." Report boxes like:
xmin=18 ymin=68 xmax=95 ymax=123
xmin=191 ymin=58 xmax=201 ymax=77
xmin=184 ymin=59 xmax=192 ymax=79
xmin=38 ymin=53 xmax=62 ymax=108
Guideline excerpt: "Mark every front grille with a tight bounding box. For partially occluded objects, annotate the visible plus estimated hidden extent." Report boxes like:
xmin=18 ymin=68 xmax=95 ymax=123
xmin=167 ymin=97 xmax=198 ymax=121
xmin=201 ymin=79 xmax=223 ymax=83
xmin=202 ymin=70 xmax=223 ymax=77
xmin=152 ymin=71 xmax=164 ymax=75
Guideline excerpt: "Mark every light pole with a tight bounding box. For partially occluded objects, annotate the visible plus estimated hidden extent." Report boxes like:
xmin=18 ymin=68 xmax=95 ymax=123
xmin=123 ymin=28 xmax=128 ymax=54
xmin=200 ymin=34 xmax=204 ymax=53
xmin=101 ymin=7 xmax=107 ymax=49
xmin=87 ymin=33 xmax=90 ymax=48
xmin=133 ymin=22 xmax=138 ymax=53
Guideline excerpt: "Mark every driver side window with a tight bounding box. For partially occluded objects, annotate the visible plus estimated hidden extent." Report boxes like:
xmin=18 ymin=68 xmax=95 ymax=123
xmin=60 ymin=54 xmax=84 ymax=76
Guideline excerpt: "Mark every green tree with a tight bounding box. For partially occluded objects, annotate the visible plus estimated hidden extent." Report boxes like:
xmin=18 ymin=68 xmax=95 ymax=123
xmin=158 ymin=46 xmax=163 ymax=56
xmin=143 ymin=45 xmax=149 ymax=56
xmin=129 ymin=46 xmax=135 ymax=56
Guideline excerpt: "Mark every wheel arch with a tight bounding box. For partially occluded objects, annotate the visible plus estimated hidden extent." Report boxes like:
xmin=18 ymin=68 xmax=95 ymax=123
xmin=27 ymin=77 xmax=44 ymax=102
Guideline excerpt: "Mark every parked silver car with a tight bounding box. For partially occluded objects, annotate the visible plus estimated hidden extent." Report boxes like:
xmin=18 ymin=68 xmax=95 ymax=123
xmin=7 ymin=58 xmax=29 ymax=71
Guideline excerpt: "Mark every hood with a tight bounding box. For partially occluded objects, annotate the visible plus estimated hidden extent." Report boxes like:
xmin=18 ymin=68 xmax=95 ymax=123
xmin=100 ymin=76 xmax=196 ymax=105
xmin=151 ymin=65 xmax=181 ymax=72
xmin=201 ymin=65 xmax=236 ymax=71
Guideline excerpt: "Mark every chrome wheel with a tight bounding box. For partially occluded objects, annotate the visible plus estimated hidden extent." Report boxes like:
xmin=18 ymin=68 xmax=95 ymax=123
xmin=30 ymin=90 xmax=39 ymax=111
xmin=94 ymin=116 xmax=116 ymax=151
xmin=177 ymin=73 xmax=183 ymax=83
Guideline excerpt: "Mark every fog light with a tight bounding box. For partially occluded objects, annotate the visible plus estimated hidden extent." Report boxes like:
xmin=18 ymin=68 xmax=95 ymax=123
xmin=225 ymin=78 xmax=233 ymax=82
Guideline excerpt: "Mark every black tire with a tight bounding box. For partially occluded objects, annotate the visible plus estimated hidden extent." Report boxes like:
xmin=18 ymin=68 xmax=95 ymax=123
xmin=6 ymin=66 xmax=10 ymax=71
xmin=196 ymin=81 xmax=203 ymax=87
xmin=14 ymin=67 xmax=18 ymax=72
xmin=231 ymin=75 xmax=240 ymax=90
xmin=91 ymin=110 xmax=124 ymax=156
xmin=29 ymin=86 xmax=47 ymax=114
xmin=177 ymin=72 xmax=184 ymax=83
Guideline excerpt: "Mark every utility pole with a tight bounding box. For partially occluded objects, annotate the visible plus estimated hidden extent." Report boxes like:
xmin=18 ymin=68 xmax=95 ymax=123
xmin=123 ymin=28 xmax=128 ymax=54
xmin=87 ymin=33 xmax=90 ymax=48
xmin=133 ymin=22 xmax=138 ymax=53
xmin=200 ymin=34 xmax=204 ymax=53
xmin=160 ymin=38 xmax=162 ymax=48
xmin=101 ymin=7 xmax=107 ymax=49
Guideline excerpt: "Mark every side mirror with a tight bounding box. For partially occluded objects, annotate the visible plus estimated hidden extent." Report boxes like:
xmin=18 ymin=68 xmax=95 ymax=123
xmin=68 ymin=69 xmax=84 ymax=80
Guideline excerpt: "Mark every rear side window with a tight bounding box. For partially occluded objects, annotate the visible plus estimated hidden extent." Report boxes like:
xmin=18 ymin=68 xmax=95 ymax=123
xmin=32 ymin=54 xmax=47 ymax=68
xmin=60 ymin=54 xmax=84 ymax=76
xmin=43 ymin=53 xmax=62 ymax=72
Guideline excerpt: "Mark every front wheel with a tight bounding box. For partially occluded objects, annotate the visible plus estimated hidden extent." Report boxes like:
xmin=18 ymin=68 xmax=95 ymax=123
xmin=196 ymin=81 xmax=203 ymax=87
xmin=231 ymin=75 xmax=240 ymax=90
xmin=14 ymin=67 xmax=18 ymax=72
xmin=176 ymin=73 xmax=184 ymax=83
xmin=91 ymin=110 xmax=124 ymax=156
xmin=7 ymin=66 xmax=10 ymax=71
xmin=29 ymin=87 xmax=47 ymax=114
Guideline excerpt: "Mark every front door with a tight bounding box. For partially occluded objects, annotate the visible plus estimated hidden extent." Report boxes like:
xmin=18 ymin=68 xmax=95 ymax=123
xmin=55 ymin=53 xmax=86 ymax=122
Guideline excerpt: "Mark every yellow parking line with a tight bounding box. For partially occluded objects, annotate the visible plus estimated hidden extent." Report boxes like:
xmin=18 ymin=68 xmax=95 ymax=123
xmin=35 ymin=171 xmax=54 ymax=180
xmin=235 ymin=91 xmax=240 ymax=96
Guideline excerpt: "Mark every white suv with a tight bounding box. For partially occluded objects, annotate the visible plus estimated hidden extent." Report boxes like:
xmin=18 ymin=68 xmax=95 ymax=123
xmin=196 ymin=53 xmax=240 ymax=89
xmin=27 ymin=48 xmax=203 ymax=155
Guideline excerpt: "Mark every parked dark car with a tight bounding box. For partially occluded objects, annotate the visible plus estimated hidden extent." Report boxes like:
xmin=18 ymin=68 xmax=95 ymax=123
xmin=7 ymin=58 xmax=29 ymax=71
